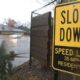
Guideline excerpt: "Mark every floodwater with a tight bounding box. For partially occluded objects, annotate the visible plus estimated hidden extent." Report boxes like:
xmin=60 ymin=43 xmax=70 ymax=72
xmin=11 ymin=36 xmax=30 ymax=68
xmin=0 ymin=35 xmax=30 ymax=68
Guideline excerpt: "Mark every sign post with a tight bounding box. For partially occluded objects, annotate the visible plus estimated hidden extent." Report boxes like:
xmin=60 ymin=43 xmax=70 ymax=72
xmin=52 ymin=1 xmax=80 ymax=76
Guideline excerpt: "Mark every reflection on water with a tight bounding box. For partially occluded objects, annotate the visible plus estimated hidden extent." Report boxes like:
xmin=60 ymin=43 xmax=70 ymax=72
xmin=12 ymin=36 xmax=30 ymax=68
xmin=12 ymin=54 xmax=29 ymax=68
xmin=0 ymin=35 xmax=30 ymax=68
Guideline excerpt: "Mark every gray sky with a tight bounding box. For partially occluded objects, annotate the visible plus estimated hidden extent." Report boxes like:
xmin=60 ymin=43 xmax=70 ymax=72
xmin=0 ymin=0 xmax=43 ymax=23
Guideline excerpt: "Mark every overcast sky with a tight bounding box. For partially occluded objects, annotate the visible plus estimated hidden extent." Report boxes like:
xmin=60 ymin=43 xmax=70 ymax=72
xmin=0 ymin=0 xmax=43 ymax=23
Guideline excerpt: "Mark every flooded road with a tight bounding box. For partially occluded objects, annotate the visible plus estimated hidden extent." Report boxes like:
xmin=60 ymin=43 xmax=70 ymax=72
xmin=11 ymin=36 xmax=30 ymax=68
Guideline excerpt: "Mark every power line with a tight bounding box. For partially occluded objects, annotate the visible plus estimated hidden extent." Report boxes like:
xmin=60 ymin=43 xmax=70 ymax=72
xmin=32 ymin=0 xmax=57 ymax=13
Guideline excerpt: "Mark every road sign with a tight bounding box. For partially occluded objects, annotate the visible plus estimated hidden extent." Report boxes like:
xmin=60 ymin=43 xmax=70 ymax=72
xmin=52 ymin=1 xmax=80 ymax=76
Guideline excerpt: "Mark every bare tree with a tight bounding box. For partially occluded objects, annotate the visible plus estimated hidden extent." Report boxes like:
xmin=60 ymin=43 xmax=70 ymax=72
xmin=6 ymin=18 xmax=16 ymax=27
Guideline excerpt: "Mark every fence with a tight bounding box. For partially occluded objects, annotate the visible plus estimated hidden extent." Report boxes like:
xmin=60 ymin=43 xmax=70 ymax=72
xmin=30 ymin=12 xmax=52 ymax=67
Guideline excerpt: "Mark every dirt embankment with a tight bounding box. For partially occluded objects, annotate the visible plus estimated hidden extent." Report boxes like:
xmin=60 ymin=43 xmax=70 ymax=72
xmin=10 ymin=58 xmax=54 ymax=80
